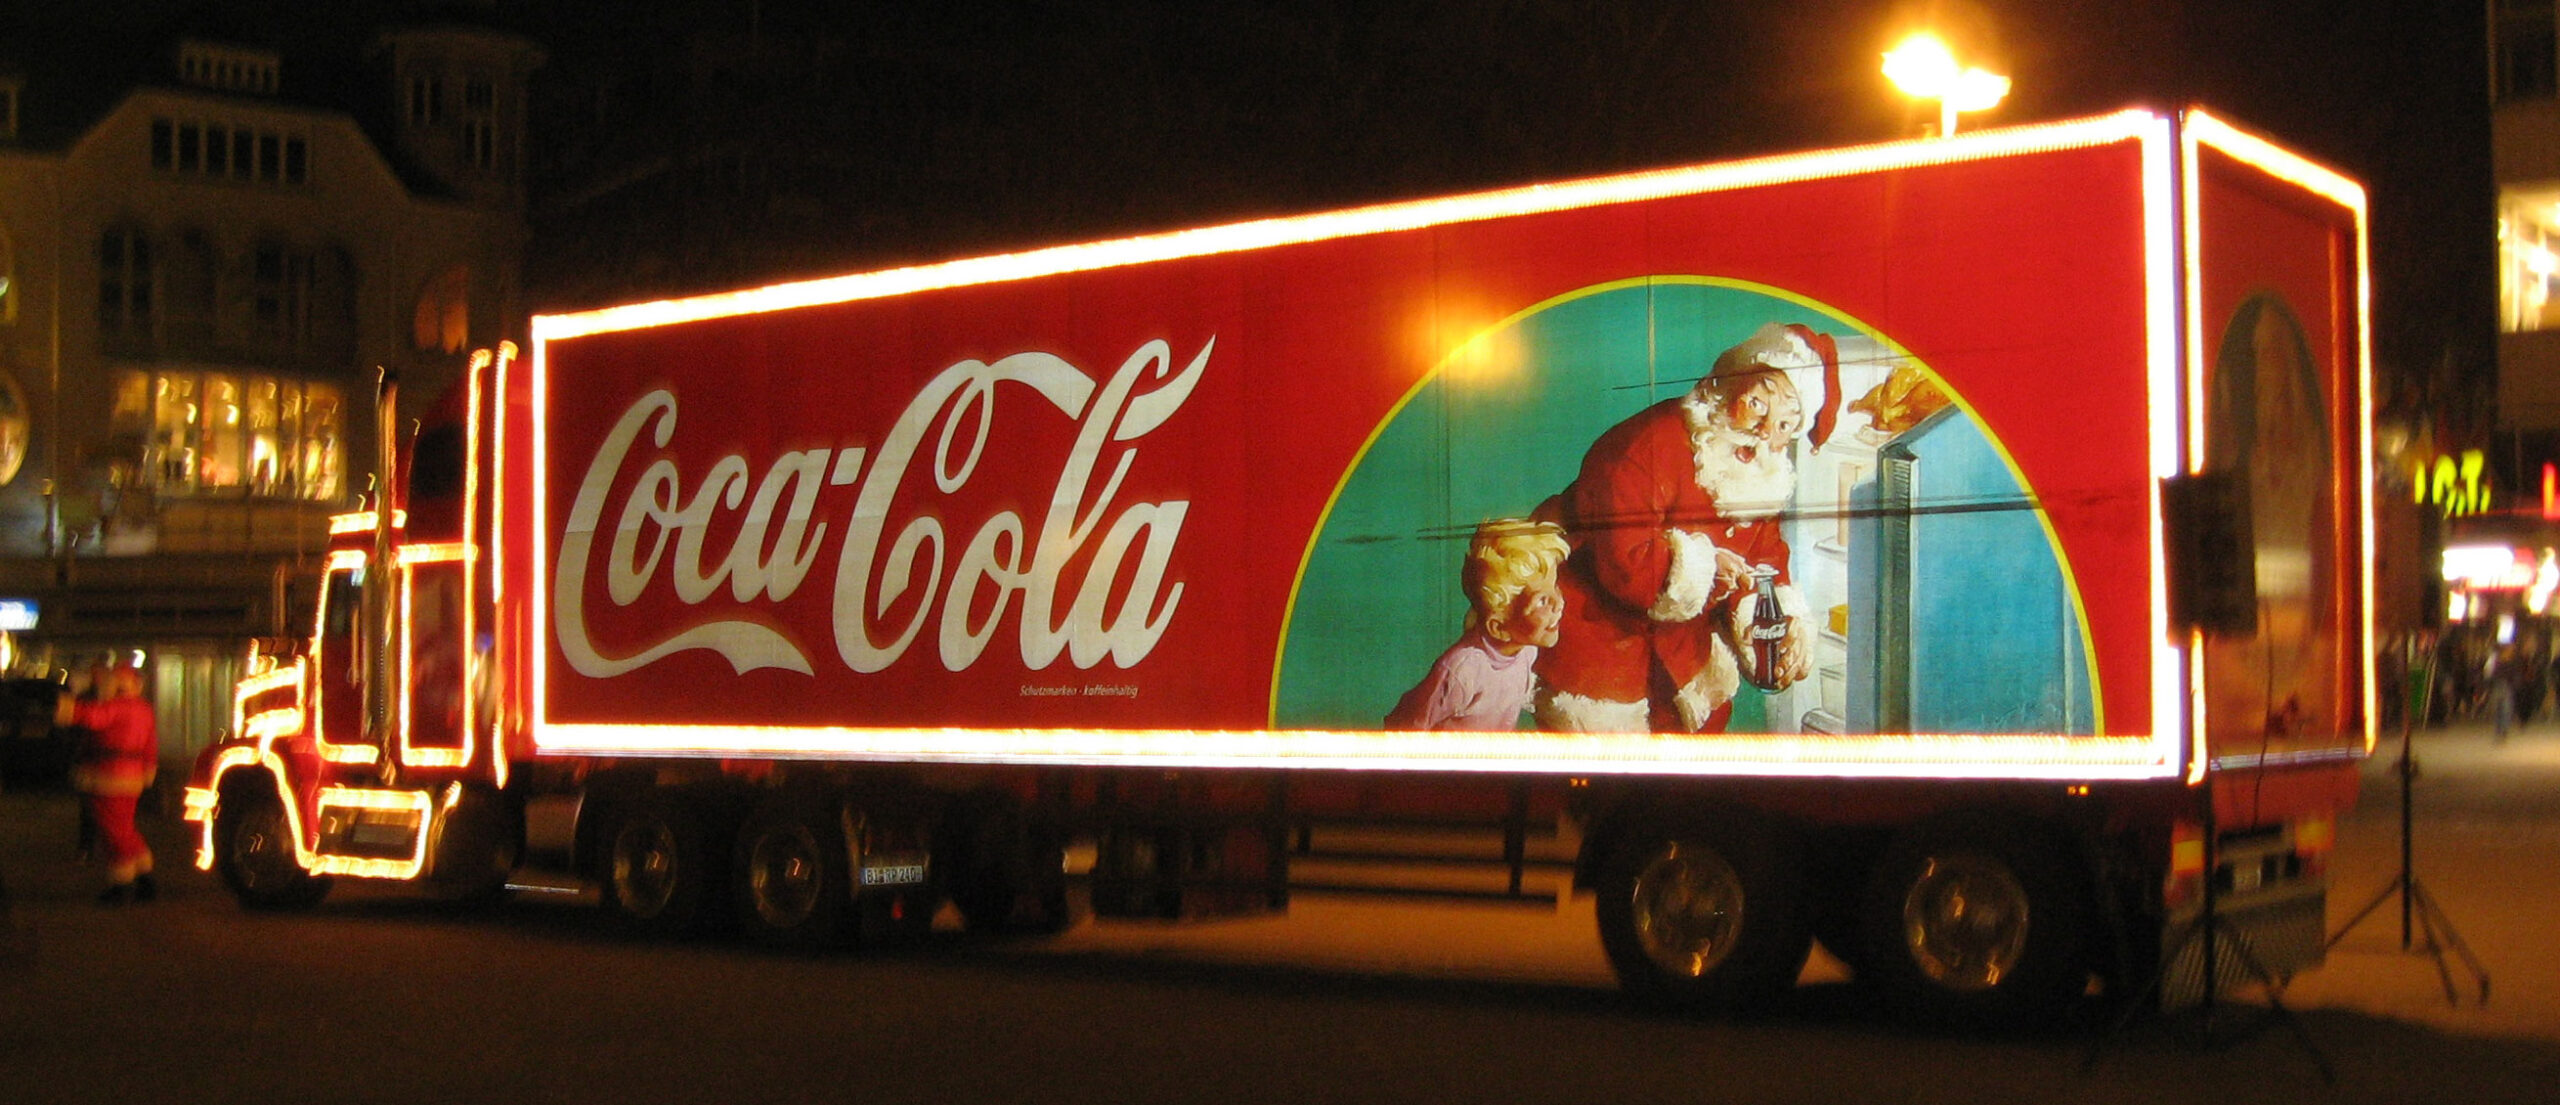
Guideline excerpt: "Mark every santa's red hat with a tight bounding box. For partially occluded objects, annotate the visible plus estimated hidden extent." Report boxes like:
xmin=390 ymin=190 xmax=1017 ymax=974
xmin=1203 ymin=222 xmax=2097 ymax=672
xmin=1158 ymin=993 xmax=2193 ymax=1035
xmin=1705 ymin=322 xmax=1847 ymax=452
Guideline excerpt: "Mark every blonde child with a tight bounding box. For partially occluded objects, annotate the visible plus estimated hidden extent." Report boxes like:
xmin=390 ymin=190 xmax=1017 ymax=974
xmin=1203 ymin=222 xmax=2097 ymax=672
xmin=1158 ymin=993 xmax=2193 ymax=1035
xmin=1386 ymin=520 xmax=1569 ymax=730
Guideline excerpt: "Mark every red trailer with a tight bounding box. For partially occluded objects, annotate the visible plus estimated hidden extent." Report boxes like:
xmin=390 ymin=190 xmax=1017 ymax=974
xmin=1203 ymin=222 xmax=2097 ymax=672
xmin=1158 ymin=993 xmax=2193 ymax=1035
xmin=187 ymin=106 xmax=2373 ymax=1024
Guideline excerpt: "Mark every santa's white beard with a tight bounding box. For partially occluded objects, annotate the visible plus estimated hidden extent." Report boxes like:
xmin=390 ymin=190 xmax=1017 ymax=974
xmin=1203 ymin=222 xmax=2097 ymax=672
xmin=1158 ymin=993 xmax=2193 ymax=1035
xmin=1690 ymin=427 xmax=1796 ymax=518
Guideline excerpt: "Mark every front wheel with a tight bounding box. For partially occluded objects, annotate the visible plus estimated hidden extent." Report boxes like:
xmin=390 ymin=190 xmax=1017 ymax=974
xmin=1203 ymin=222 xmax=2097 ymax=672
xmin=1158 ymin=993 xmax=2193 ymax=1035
xmin=1595 ymin=810 xmax=1810 ymax=1013
xmin=215 ymin=797 xmax=332 ymax=911
xmin=602 ymin=796 xmax=728 ymax=938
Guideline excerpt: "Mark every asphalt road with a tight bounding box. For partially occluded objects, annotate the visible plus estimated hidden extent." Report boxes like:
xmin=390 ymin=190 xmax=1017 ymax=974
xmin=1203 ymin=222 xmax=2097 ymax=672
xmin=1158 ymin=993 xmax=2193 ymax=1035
xmin=4 ymin=732 xmax=2559 ymax=1105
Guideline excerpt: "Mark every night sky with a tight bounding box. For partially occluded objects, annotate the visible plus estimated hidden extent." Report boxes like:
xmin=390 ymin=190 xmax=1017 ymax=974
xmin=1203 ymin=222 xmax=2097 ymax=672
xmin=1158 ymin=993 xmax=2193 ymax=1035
xmin=5 ymin=0 xmax=2495 ymax=416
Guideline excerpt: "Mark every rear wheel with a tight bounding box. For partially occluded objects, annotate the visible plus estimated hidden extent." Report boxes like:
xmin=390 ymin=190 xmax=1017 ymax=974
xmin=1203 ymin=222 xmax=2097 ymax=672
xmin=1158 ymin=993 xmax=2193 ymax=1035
xmin=735 ymin=795 xmax=855 ymax=951
xmin=1859 ymin=816 xmax=2093 ymax=1027
xmin=216 ymin=797 xmax=332 ymax=911
xmin=1595 ymin=810 xmax=1810 ymax=1013
xmin=602 ymin=796 xmax=727 ymax=937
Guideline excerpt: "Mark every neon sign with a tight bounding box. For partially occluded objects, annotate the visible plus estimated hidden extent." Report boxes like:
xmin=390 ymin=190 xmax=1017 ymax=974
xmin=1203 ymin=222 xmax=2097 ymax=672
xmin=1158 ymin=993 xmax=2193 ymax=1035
xmin=2415 ymin=449 xmax=2489 ymax=517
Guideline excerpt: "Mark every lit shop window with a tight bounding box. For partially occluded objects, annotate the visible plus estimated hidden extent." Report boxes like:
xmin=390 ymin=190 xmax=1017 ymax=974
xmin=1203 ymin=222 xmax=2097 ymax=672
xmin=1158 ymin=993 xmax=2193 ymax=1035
xmin=0 ymin=369 xmax=26 ymax=485
xmin=2500 ymin=189 xmax=2560 ymax=332
xmin=112 ymin=370 xmax=343 ymax=500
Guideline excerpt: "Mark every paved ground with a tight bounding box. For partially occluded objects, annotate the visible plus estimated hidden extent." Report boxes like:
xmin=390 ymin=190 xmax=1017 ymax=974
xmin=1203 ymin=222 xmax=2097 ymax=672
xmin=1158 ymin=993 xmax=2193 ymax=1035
xmin=2 ymin=722 xmax=2558 ymax=1104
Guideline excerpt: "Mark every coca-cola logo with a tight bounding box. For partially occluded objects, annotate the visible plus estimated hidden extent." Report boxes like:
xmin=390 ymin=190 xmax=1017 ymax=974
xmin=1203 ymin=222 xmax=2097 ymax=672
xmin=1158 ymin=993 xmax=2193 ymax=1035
xmin=553 ymin=338 xmax=1209 ymax=679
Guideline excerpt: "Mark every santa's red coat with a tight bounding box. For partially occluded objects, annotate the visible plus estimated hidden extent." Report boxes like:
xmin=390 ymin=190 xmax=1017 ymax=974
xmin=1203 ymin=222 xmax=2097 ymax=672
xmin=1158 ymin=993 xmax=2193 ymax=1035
xmin=1536 ymin=396 xmax=1791 ymax=729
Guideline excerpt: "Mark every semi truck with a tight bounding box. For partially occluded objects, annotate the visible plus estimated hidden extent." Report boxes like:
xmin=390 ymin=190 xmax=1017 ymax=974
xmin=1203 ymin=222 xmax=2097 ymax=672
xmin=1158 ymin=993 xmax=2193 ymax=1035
xmin=184 ymin=106 xmax=2374 ymax=1025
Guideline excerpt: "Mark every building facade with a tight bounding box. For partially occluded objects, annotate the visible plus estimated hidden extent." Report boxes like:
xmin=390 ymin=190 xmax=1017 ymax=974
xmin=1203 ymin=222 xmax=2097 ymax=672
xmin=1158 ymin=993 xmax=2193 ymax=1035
xmin=0 ymin=26 xmax=540 ymax=763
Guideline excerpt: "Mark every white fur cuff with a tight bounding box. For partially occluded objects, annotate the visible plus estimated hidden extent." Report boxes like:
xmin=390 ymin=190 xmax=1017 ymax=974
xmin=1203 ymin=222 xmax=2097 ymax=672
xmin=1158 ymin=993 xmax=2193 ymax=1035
xmin=1535 ymin=689 xmax=1650 ymax=733
xmin=1674 ymin=637 xmax=1744 ymax=731
xmin=1648 ymin=528 xmax=1721 ymax=622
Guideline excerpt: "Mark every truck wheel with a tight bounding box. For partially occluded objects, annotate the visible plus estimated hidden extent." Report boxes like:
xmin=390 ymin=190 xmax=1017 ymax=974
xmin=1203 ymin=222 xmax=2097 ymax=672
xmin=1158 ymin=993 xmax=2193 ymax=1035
xmin=1595 ymin=811 xmax=1810 ymax=1013
xmin=734 ymin=795 xmax=854 ymax=951
xmin=1859 ymin=817 xmax=2092 ymax=1028
xmin=603 ymin=796 xmax=727 ymax=937
xmin=216 ymin=798 xmax=332 ymax=911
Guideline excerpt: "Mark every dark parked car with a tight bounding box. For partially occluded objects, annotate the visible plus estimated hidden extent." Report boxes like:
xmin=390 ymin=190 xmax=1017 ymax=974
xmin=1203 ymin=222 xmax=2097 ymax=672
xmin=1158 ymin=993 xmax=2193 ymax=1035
xmin=0 ymin=678 xmax=71 ymax=789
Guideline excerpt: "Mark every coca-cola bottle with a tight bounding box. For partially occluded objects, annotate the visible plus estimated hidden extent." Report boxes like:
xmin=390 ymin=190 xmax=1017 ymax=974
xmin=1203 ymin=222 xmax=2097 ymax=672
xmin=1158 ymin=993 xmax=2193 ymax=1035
xmin=1744 ymin=565 xmax=1791 ymax=691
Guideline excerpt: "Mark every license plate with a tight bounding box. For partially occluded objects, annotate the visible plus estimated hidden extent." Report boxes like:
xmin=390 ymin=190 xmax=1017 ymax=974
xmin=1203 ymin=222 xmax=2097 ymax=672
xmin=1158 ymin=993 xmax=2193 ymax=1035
xmin=861 ymin=864 xmax=927 ymax=886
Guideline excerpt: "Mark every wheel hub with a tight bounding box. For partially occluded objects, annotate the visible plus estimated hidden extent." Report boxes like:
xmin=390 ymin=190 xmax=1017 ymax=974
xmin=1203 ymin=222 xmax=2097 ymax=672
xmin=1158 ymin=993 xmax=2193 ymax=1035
xmin=1900 ymin=854 xmax=2030 ymax=990
xmin=611 ymin=822 xmax=681 ymax=919
xmin=1629 ymin=842 xmax=1746 ymax=978
xmin=747 ymin=828 xmax=824 ymax=927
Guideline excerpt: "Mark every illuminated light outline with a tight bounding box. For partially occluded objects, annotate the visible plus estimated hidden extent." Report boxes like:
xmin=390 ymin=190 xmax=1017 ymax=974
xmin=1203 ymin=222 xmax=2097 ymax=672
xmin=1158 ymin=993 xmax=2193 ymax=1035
xmin=2186 ymin=629 xmax=2211 ymax=786
xmin=328 ymin=510 xmax=406 ymax=536
xmin=191 ymin=748 xmax=434 ymax=879
xmin=230 ymin=657 xmax=305 ymax=754
xmin=526 ymin=109 xmax=2203 ymax=780
xmin=489 ymin=342 xmax=517 ymax=788
xmin=241 ymin=706 xmax=305 ymax=744
xmin=311 ymin=552 xmax=380 ymax=766
xmin=2180 ymin=108 xmax=2380 ymax=761
xmin=533 ymin=110 xmax=2165 ymax=344
xmin=1270 ymin=273 xmax=2111 ymax=737
xmin=397 ymin=541 xmax=479 ymax=566
xmin=534 ymin=722 xmax=2170 ymax=780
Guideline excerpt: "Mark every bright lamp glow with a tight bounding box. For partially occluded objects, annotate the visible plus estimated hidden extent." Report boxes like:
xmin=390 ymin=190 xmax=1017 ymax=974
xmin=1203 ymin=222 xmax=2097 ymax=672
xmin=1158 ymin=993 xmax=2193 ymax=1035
xmin=1883 ymin=34 xmax=1961 ymax=96
xmin=1883 ymin=33 xmax=2010 ymax=136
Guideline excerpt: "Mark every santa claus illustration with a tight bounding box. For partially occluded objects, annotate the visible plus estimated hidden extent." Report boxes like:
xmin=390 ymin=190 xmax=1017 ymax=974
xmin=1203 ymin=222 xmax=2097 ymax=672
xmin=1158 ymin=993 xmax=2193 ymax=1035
xmin=1533 ymin=322 xmax=1838 ymax=733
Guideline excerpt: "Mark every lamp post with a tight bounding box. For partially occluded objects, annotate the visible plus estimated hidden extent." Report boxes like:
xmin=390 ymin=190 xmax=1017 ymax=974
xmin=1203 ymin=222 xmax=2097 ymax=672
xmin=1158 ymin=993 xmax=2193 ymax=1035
xmin=1883 ymin=33 xmax=2010 ymax=137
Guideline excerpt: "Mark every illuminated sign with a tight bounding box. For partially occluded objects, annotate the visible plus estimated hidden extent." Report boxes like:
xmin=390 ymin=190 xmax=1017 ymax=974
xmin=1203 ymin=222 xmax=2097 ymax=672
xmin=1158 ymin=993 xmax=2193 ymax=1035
xmin=2414 ymin=449 xmax=2490 ymax=517
xmin=0 ymin=598 xmax=35 ymax=631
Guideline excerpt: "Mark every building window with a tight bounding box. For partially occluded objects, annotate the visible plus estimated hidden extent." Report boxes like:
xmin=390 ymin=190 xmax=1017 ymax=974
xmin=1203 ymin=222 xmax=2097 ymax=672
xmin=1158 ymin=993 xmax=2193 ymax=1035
xmin=253 ymin=243 xmax=315 ymax=347
xmin=2500 ymin=0 xmax=2560 ymax=103
xmin=113 ymin=370 xmax=343 ymax=500
xmin=99 ymin=228 xmax=154 ymax=337
xmin=461 ymin=119 xmax=495 ymax=170
xmin=178 ymin=42 xmax=280 ymax=95
xmin=412 ymin=265 xmax=471 ymax=353
xmin=1 ymin=79 xmax=19 ymax=140
xmin=464 ymin=78 xmax=493 ymax=113
xmin=149 ymin=117 xmax=308 ymax=185
xmin=2504 ymin=188 xmax=2560 ymax=332
xmin=409 ymin=75 xmax=443 ymax=125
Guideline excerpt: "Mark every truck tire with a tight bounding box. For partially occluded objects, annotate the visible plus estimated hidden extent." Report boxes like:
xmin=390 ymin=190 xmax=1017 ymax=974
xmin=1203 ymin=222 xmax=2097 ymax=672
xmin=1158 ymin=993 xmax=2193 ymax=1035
xmin=215 ymin=797 xmax=333 ymax=911
xmin=734 ymin=794 xmax=854 ymax=951
xmin=602 ymin=795 xmax=728 ymax=938
xmin=1595 ymin=810 xmax=1811 ymax=1013
xmin=1858 ymin=815 xmax=2093 ymax=1028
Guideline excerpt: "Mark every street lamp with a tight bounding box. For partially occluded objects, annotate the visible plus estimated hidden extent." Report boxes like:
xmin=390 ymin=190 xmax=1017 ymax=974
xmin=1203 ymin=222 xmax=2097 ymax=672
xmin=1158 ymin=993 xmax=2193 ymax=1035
xmin=1883 ymin=32 xmax=2010 ymax=137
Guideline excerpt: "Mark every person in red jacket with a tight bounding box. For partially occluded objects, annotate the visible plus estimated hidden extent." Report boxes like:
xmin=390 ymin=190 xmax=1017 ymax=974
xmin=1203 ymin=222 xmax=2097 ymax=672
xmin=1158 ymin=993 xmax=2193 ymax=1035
xmin=59 ymin=665 xmax=158 ymax=905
